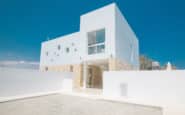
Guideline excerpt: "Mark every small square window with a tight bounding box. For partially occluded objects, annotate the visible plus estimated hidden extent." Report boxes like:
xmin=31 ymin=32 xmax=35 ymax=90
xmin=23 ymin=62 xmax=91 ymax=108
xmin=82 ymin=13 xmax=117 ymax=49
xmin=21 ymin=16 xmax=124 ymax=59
xmin=66 ymin=47 xmax=70 ymax=53
xmin=57 ymin=45 xmax=61 ymax=50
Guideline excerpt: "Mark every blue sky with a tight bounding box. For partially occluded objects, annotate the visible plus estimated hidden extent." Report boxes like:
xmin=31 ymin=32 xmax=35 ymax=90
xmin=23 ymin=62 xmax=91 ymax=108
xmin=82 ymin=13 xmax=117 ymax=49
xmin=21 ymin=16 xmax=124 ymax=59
xmin=0 ymin=0 xmax=185 ymax=68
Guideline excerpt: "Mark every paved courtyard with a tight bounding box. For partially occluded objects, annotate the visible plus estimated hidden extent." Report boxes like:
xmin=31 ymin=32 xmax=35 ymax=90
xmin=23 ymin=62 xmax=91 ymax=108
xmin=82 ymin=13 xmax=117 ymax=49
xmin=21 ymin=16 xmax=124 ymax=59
xmin=0 ymin=94 xmax=162 ymax=115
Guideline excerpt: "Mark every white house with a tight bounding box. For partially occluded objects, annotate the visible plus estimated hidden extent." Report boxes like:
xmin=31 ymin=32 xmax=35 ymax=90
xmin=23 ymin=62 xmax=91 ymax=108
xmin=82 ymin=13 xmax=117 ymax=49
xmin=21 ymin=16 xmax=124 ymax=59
xmin=40 ymin=3 xmax=139 ymax=89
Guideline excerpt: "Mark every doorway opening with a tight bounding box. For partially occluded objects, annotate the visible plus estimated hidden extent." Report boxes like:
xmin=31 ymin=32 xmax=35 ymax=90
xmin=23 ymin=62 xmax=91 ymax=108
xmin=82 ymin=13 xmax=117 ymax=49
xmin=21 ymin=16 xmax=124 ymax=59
xmin=85 ymin=59 xmax=109 ymax=89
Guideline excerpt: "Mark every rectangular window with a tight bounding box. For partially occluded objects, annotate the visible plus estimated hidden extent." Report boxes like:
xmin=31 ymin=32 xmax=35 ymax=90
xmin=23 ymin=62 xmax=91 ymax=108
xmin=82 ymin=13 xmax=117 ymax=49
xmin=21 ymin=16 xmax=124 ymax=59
xmin=88 ymin=29 xmax=105 ymax=55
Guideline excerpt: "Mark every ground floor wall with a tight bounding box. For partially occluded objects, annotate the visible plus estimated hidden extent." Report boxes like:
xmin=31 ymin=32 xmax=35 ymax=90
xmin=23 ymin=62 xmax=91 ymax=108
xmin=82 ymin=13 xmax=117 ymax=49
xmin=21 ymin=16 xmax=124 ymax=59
xmin=40 ymin=64 xmax=103 ymax=89
xmin=0 ymin=67 xmax=73 ymax=99
xmin=103 ymin=70 xmax=185 ymax=115
xmin=40 ymin=64 xmax=83 ymax=88
xmin=40 ymin=58 xmax=135 ymax=89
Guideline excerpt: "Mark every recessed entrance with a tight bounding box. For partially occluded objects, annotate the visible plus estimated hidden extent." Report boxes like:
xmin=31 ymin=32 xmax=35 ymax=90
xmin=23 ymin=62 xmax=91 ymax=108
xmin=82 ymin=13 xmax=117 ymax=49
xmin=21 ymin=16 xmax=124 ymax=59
xmin=84 ymin=59 xmax=109 ymax=89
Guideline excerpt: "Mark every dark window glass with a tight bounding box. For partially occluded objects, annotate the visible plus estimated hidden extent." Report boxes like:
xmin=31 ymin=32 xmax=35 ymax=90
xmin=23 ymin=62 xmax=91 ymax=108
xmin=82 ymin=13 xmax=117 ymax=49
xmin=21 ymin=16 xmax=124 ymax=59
xmin=88 ymin=46 xmax=96 ymax=55
xmin=96 ymin=29 xmax=105 ymax=43
xmin=66 ymin=47 xmax=70 ymax=53
xmin=58 ymin=45 xmax=61 ymax=50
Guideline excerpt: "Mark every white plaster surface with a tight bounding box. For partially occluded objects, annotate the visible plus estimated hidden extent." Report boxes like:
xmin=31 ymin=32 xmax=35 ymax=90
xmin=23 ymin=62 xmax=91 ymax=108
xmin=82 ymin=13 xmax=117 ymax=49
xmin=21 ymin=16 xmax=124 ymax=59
xmin=103 ymin=70 xmax=185 ymax=115
xmin=80 ymin=3 xmax=116 ymax=61
xmin=40 ymin=3 xmax=139 ymax=69
xmin=40 ymin=32 xmax=83 ymax=66
xmin=115 ymin=6 xmax=139 ymax=69
xmin=0 ymin=67 xmax=73 ymax=101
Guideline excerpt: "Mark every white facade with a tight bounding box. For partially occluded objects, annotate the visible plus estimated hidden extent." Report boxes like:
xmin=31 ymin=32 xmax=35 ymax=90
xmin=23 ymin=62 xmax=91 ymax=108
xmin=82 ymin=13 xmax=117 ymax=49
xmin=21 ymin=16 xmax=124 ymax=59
xmin=40 ymin=32 xmax=83 ymax=66
xmin=115 ymin=6 xmax=139 ymax=69
xmin=40 ymin=3 xmax=139 ymax=69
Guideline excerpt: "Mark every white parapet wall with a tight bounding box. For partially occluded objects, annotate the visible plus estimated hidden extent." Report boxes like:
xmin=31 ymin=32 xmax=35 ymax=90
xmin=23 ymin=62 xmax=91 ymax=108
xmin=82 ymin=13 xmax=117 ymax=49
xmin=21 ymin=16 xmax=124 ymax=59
xmin=0 ymin=67 xmax=73 ymax=101
xmin=103 ymin=70 xmax=185 ymax=115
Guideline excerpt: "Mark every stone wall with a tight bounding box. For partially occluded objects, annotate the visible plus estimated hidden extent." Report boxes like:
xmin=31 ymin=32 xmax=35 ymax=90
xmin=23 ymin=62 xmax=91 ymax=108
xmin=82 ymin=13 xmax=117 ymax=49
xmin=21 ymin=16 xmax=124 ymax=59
xmin=109 ymin=58 xmax=133 ymax=71
xmin=40 ymin=64 xmax=83 ymax=88
xmin=40 ymin=57 xmax=135 ymax=90
xmin=72 ymin=64 xmax=83 ymax=88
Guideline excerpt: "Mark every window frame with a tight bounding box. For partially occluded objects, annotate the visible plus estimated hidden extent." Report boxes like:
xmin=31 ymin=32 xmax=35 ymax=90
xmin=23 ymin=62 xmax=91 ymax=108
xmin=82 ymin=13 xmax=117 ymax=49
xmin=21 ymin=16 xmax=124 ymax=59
xmin=87 ymin=28 xmax=106 ymax=55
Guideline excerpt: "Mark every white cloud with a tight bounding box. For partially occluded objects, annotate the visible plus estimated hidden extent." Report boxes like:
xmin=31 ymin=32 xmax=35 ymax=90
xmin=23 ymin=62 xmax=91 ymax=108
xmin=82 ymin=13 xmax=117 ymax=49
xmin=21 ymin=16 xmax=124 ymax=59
xmin=0 ymin=60 xmax=40 ymax=70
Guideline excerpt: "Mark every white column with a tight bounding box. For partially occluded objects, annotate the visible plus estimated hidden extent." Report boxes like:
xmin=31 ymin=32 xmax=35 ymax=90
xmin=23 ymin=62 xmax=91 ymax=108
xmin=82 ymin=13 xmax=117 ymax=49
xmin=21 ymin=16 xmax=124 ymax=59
xmin=83 ymin=62 xmax=87 ymax=89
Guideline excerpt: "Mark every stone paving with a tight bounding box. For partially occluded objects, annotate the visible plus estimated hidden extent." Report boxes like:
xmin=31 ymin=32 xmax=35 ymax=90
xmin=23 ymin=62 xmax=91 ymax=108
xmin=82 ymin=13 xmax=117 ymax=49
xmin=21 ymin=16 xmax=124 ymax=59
xmin=0 ymin=94 xmax=162 ymax=115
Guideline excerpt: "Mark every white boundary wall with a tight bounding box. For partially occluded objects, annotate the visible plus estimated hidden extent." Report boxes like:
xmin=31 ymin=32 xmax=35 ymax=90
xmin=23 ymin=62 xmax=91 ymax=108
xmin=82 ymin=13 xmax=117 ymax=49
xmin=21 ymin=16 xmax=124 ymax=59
xmin=103 ymin=70 xmax=185 ymax=115
xmin=0 ymin=67 xmax=73 ymax=101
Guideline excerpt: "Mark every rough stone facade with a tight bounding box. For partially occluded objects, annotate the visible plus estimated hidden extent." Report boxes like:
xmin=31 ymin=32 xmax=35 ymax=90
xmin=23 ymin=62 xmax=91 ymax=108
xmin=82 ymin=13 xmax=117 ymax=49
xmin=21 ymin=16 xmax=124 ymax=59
xmin=40 ymin=64 xmax=83 ymax=88
xmin=109 ymin=58 xmax=133 ymax=71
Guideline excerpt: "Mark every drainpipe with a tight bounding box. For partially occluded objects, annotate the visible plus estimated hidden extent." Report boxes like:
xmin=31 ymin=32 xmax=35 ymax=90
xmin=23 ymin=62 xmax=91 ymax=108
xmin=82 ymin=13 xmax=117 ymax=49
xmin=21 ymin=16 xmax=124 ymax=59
xmin=83 ymin=62 xmax=87 ymax=89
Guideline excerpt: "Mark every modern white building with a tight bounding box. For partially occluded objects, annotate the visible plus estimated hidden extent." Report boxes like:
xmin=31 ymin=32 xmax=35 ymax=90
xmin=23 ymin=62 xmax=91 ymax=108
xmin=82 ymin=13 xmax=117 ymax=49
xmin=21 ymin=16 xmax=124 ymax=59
xmin=40 ymin=3 xmax=139 ymax=89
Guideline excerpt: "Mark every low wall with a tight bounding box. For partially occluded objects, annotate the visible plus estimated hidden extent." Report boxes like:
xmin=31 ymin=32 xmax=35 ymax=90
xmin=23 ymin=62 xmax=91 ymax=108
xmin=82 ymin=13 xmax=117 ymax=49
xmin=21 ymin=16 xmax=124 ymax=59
xmin=103 ymin=70 xmax=185 ymax=115
xmin=0 ymin=67 xmax=73 ymax=101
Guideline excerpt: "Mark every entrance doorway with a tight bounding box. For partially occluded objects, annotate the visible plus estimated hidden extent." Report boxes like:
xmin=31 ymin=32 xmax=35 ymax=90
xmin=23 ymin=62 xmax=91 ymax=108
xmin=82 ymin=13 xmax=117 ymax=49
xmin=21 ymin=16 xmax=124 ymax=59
xmin=85 ymin=60 xmax=109 ymax=89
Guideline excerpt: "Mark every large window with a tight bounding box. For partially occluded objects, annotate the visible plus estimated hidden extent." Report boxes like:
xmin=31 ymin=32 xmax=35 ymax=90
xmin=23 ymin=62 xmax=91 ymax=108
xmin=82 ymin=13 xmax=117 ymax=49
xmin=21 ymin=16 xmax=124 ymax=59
xmin=88 ymin=29 xmax=105 ymax=55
